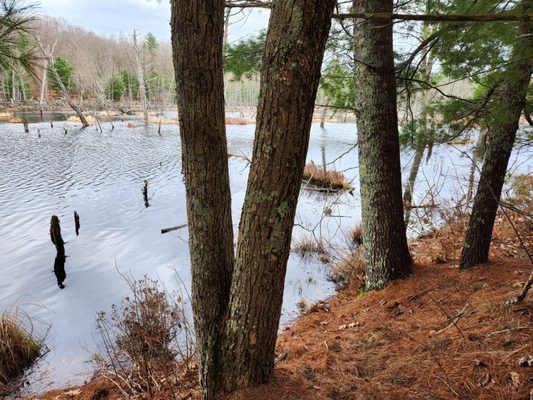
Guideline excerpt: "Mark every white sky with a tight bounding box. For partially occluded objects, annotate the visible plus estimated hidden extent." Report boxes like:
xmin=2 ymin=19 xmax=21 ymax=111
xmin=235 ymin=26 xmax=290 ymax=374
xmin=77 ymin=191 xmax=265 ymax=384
xmin=39 ymin=0 xmax=270 ymax=43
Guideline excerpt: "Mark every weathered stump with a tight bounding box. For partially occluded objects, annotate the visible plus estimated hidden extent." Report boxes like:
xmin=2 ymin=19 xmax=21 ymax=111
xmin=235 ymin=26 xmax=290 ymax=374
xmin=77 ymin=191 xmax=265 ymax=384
xmin=143 ymin=180 xmax=150 ymax=208
xmin=74 ymin=211 xmax=80 ymax=236
xmin=50 ymin=215 xmax=65 ymax=254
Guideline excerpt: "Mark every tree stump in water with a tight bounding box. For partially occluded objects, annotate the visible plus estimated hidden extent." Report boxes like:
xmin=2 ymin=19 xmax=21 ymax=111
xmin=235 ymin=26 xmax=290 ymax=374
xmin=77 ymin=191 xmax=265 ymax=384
xmin=143 ymin=180 xmax=150 ymax=208
xmin=23 ymin=120 xmax=29 ymax=133
xmin=50 ymin=215 xmax=65 ymax=253
xmin=74 ymin=211 xmax=80 ymax=236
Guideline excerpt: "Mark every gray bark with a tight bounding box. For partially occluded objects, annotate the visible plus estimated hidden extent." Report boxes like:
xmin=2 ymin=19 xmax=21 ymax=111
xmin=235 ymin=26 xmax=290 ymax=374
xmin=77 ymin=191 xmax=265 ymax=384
xmin=354 ymin=0 xmax=413 ymax=290
xmin=460 ymin=15 xmax=533 ymax=269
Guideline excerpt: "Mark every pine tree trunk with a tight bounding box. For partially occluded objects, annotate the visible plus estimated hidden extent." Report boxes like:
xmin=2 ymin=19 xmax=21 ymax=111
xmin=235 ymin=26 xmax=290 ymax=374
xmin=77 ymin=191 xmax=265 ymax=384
xmin=460 ymin=19 xmax=532 ymax=269
xmin=220 ymin=0 xmax=336 ymax=392
xmin=170 ymin=2 xmax=235 ymax=399
xmin=353 ymin=0 xmax=412 ymax=290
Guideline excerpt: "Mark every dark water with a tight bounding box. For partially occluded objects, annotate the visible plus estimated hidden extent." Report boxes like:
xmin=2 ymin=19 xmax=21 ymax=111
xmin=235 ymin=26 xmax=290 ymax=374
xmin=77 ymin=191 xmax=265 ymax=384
xmin=0 ymin=116 xmax=531 ymax=392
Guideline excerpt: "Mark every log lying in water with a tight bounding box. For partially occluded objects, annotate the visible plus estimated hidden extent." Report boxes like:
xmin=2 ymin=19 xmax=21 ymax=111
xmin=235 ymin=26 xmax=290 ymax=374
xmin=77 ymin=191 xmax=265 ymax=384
xmin=161 ymin=224 xmax=187 ymax=234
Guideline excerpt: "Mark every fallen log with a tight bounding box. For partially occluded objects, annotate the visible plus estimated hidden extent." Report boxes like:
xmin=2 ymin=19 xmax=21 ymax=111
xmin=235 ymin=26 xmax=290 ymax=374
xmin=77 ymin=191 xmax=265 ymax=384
xmin=161 ymin=224 xmax=188 ymax=234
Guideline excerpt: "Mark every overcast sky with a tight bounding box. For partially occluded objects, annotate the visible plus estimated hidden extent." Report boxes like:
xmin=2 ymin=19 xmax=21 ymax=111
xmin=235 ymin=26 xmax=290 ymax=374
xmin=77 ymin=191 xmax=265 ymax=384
xmin=39 ymin=0 xmax=270 ymax=43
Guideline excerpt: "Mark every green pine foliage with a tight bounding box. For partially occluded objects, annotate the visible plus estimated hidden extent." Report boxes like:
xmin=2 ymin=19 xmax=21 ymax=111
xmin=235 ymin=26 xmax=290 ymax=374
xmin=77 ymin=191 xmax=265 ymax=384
xmin=430 ymin=0 xmax=531 ymax=136
xmin=105 ymin=74 xmax=125 ymax=101
xmin=0 ymin=0 xmax=37 ymax=76
xmin=48 ymin=56 xmax=76 ymax=92
xmin=224 ymin=31 xmax=265 ymax=81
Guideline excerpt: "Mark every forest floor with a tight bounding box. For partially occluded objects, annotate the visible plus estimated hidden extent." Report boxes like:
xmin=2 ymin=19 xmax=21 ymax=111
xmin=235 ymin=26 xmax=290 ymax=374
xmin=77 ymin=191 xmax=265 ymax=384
xmin=26 ymin=198 xmax=533 ymax=400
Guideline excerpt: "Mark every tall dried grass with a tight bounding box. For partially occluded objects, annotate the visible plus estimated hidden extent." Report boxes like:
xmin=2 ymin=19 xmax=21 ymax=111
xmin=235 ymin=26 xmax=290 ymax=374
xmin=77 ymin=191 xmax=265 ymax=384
xmin=302 ymin=162 xmax=351 ymax=191
xmin=0 ymin=311 xmax=46 ymax=395
xmin=95 ymin=275 xmax=195 ymax=399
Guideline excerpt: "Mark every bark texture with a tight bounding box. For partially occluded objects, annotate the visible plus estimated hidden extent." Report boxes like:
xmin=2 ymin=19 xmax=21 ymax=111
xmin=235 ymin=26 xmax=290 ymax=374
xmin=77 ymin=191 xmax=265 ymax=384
xmin=220 ymin=0 xmax=336 ymax=391
xmin=170 ymin=2 xmax=235 ymax=398
xmin=353 ymin=0 xmax=412 ymax=290
xmin=460 ymin=17 xmax=533 ymax=269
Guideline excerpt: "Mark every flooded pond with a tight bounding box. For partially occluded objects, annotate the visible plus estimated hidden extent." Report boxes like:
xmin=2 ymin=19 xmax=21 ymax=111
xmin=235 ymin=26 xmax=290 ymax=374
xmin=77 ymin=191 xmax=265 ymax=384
xmin=0 ymin=115 xmax=531 ymax=392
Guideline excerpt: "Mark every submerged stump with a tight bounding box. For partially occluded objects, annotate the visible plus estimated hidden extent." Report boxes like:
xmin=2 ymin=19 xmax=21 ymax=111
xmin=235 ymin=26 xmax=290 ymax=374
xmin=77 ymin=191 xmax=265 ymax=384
xmin=143 ymin=180 xmax=150 ymax=208
xmin=50 ymin=215 xmax=65 ymax=254
xmin=74 ymin=211 xmax=80 ymax=236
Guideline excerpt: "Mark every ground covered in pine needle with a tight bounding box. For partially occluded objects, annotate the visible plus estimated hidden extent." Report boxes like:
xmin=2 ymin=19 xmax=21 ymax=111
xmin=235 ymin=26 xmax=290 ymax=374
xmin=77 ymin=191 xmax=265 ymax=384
xmin=28 ymin=206 xmax=533 ymax=400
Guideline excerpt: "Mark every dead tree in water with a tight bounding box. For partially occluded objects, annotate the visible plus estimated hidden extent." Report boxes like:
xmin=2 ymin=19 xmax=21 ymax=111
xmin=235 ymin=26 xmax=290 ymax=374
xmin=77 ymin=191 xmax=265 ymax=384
xmin=74 ymin=211 xmax=80 ymax=236
xmin=35 ymin=36 xmax=90 ymax=128
xmin=143 ymin=180 xmax=150 ymax=208
xmin=132 ymin=30 xmax=149 ymax=123
xmin=39 ymin=39 xmax=58 ymax=118
xmin=50 ymin=215 xmax=65 ymax=254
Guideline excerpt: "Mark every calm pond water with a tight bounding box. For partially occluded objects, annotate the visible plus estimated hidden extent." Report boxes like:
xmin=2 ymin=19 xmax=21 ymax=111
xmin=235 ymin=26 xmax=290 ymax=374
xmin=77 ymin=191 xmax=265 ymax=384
xmin=0 ymin=115 xmax=531 ymax=393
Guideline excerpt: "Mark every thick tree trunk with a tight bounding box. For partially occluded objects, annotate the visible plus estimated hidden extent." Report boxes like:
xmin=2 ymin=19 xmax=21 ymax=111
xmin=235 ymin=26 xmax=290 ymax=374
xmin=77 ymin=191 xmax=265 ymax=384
xmin=220 ymin=0 xmax=335 ymax=392
xmin=354 ymin=0 xmax=412 ymax=290
xmin=460 ymin=19 xmax=533 ymax=269
xmin=170 ymin=2 xmax=235 ymax=399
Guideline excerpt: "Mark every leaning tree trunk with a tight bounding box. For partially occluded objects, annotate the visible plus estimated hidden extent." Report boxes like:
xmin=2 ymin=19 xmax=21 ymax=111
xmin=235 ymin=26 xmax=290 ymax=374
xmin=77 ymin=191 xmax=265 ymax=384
xmin=403 ymin=45 xmax=434 ymax=226
xmin=354 ymin=0 xmax=412 ymax=290
xmin=460 ymin=18 xmax=533 ymax=269
xmin=35 ymin=36 xmax=89 ymax=128
xmin=170 ymin=2 xmax=235 ymax=399
xmin=220 ymin=0 xmax=336 ymax=392
xmin=403 ymin=145 xmax=425 ymax=225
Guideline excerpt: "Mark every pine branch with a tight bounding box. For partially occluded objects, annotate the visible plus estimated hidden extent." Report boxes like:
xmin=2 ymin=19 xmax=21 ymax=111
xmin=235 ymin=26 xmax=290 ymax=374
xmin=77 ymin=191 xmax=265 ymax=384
xmin=334 ymin=12 xmax=533 ymax=22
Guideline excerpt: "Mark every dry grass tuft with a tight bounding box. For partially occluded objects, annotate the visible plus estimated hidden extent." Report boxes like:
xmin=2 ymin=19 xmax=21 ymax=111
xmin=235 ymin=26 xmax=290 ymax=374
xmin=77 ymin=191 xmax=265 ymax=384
xmin=302 ymin=162 xmax=352 ymax=191
xmin=328 ymin=247 xmax=366 ymax=290
xmin=507 ymin=174 xmax=533 ymax=205
xmin=350 ymin=224 xmax=363 ymax=246
xmin=225 ymin=116 xmax=255 ymax=125
xmin=95 ymin=275 xmax=195 ymax=399
xmin=293 ymin=236 xmax=326 ymax=257
xmin=0 ymin=312 xmax=45 ymax=395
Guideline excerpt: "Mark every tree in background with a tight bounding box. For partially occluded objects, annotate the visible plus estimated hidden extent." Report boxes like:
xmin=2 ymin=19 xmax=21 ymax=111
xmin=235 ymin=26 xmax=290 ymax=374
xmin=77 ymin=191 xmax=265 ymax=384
xmin=224 ymin=31 xmax=264 ymax=80
xmin=120 ymin=69 xmax=139 ymax=100
xmin=144 ymin=32 xmax=159 ymax=99
xmin=105 ymin=74 xmax=125 ymax=101
xmin=48 ymin=56 xmax=75 ymax=93
xmin=353 ymin=0 xmax=413 ymax=290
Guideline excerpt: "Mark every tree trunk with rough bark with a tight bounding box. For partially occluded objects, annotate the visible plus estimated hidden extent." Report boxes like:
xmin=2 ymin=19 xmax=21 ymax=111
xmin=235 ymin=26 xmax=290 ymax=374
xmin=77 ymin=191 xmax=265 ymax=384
xmin=170 ymin=1 xmax=235 ymax=399
xmin=220 ymin=0 xmax=336 ymax=392
xmin=460 ymin=18 xmax=533 ymax=269
xmin=354 ymin=0 xmax=412 ymax=290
